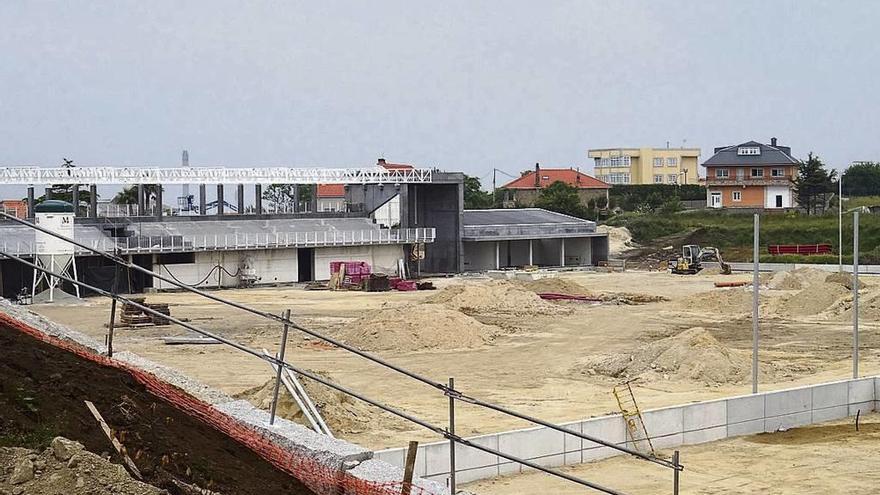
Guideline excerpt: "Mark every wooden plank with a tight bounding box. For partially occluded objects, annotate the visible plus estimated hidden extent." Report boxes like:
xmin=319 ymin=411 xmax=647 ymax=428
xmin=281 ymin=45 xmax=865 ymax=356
xmin=84 ymin=400 xmax=143 ymax=480
xmin=402 ymin=440 xmax=419 ymax=495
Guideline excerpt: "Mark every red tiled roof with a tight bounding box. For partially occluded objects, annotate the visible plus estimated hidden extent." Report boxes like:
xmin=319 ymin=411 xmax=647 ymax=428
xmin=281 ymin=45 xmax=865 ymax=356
xmin=316 ymin=184 xmax=345 ymax=198
xmin=377 ymin=158 xmax=414 ymax=170
xmin=502 ymin=168 xmax=610 ymax=190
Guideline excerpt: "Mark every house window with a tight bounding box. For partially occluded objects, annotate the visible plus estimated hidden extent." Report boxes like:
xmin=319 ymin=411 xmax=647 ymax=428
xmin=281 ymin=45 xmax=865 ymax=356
xmin=715 ymin=168 xmax=729 ymax=178
xmin=771 ymin=168 xmax=785 ymax=177
xmin=597 ymin=156 xmax=632 ymax=168
xmin=653 ymin=157 xmax=663 ymax=167
xmin=751 ymin=168 xmax=764 ymax=178
xmin=738 ymin=146 xmax=761 ymax=156
xmin=667 ymin=174 xmax=678 ymax=184
xmin=605 ymin=173 xmax=631 ymax=184
xmin=732 ymin=191 xmax=742 ymax=202
xmin=654 ymin=174 xmax=663 ymax=184
xmin=667 ymin=157 xmax=678 ymax=167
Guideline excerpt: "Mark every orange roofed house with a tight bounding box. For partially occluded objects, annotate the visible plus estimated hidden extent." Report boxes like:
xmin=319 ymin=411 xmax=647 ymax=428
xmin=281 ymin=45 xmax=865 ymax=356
xmin=703 ymin=138 xmax=798 ymax=209
xmin=501 ymin=163 xmax=610 ymax=208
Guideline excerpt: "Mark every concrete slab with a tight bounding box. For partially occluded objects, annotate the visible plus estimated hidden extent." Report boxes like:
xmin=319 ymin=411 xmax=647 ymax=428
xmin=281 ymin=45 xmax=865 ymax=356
xmin=641 ymin=407 xmax=683 ymax=438
xmin=682 ymin=400 xmax=727 ymax=431
xmin=764 ymin=411 xmax=812 ymax=432
xmin=811 ymin=382 xmax=848 ymax=409
xmin=455 ymin=435 xmax=499 ymax=472
xmin=455 ymin=465 xmax=499 ymax=484
xmin=423 ymin=441 xmax=450 ymax=477
xmin=682 ymin=425 xmax=727 ymax=445
xmin=562 ymin=421 xmax=582 ymax=466
xmin=849 ymin=378 xmax=875 ymax=404
xmin=727 ymin=418 xmax=764 ymax=437
xmin=848 ymin=401 xmax=875 ymax=416
xmin=497 ymin=427 xmax=565 ymax=461
xmin=765 ymin=388 xmax=811 ymax=417
xmin=811 ymin=405 xmax=849 ymax=423
xmin=726 ymin=394 xmax=764 ymax=424
xmin=580 ymin=416 xmax=626 ymax=448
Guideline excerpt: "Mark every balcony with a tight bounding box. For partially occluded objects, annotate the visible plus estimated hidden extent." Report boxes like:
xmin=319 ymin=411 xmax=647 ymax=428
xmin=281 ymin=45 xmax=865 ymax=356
xmin=705 ymin=176 xmax=793 ymax=187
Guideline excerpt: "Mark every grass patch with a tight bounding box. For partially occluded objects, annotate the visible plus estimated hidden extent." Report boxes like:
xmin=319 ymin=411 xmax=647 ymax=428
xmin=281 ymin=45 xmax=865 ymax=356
xmin=606 ymin=210 xmax=880 ymax=263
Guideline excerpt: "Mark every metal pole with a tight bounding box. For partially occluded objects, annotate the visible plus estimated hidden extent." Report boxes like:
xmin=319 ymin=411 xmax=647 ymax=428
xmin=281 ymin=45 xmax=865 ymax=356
xmin=448 ymin=377 xmax=456 ymax=494
xmin=853 ymin=211 xmax=860 ymax=379
xmin=107 ymin=298 xmax=117 ymax=357
xmin=672 ymin=450 xmax=680 ymax=495
xmin=752 ymin=213 xmax=759 ymax=394
xmin=839 ymin=177 xmax=843 ymax=272
xmin=269 ymin=308 xmax=291 ymax=425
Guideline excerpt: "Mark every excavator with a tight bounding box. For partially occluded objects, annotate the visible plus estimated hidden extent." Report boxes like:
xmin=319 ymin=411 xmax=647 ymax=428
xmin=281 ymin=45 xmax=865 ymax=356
xmin=670 ymin=245 xmax=731 ymax=275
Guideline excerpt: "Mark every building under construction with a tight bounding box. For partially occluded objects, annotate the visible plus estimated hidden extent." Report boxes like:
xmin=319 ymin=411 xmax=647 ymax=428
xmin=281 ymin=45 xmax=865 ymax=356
xmin=0 ymin=164 xmax=608 ymax=297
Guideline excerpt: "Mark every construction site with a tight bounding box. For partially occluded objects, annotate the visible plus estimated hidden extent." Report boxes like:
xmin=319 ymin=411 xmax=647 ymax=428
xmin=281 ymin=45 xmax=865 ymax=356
xmin=0 ymin=163 xmax=877 ymax=494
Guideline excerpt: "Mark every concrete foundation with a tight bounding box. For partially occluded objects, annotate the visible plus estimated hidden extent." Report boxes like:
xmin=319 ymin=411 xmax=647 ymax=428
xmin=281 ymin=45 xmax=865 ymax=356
xmin=376 ymin=377 xmax=878 ymax=485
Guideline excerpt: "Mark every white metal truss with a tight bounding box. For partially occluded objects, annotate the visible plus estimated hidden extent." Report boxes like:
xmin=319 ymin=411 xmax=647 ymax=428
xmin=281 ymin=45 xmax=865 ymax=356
xmin=0 ymin=166 xmax=433 ymax=185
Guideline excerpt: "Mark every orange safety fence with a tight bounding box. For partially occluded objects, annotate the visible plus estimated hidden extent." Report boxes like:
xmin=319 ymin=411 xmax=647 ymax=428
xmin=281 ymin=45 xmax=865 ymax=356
xmin=0 ymin=310 xmax=441 ymax=495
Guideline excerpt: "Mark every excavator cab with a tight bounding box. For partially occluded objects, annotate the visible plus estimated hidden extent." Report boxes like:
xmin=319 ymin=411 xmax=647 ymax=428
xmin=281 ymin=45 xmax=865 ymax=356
xmin=671 ymin=244 xmax=703 ymax=274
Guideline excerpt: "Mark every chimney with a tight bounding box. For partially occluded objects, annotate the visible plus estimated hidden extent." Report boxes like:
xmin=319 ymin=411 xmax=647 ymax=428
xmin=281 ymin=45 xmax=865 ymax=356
xmin=771 ymin=137 xmax=777 ymax=147
xmin=535 ymin=163 xmax=541 ymax=188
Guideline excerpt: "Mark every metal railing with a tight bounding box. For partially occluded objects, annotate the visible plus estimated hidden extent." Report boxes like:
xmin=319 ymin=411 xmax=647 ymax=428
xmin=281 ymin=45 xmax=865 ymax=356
xmin=0 ymin=212 xmax=682 ymax=495
xmin=0 ymin=228 xmax=436 ymax=256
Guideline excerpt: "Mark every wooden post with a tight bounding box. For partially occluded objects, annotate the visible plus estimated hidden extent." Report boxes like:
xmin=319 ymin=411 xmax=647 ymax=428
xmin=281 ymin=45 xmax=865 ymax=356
xmin=84 ymin=400 xmax=142 ymax=480
xmin=401 ymin=440 xmax=419 ymax=495
xmin=107 ymin=299 xmax=117 ymax=357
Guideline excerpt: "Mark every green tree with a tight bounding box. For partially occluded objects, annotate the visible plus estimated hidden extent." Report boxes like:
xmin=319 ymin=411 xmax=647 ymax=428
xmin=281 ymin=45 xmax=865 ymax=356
xmin=793 ymin=153 xmax=836 ymax=214
xmin=534 ymin=181 xmax=587 ymax=218
xmin=33 ymin=185 xmax=96 ymax=213
xmin=841 ymin=162 xmax=880 ymax=197
xmin=112 ymin=184 xmax=163 ymax=205
xmin=463 ymin=175 xmax=494 ymax=209
xmin=262 ymin=184 xmax=297 ymax=209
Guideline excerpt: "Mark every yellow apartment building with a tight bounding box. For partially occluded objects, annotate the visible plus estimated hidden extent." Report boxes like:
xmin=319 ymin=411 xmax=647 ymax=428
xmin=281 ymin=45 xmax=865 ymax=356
xmin=587 ymin=147 xmax=701 ymax=185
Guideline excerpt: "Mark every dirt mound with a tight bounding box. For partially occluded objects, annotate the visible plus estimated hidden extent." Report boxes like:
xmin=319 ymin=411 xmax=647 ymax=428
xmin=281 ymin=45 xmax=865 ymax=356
xmin=825 ymin=272 xmax=869 ymax=291
xmin=767 ymin=271 xmax=804 ymax=290
xmin=571 ymin=327 xmax=753 ymax=385
xmin=339 ymin=304 xmax=496 ymax=351
xmin=236 ymin=373 xmax=407 ymax=435
xmin=0 ymin=437 xmax=163 ymax=495
xmin=519 ymin=278 xmax=591 ymax=296
xmin=427 ymin=281 xmax=571 ymax=316
xmin=676 ymin=287 xmax=756 ymax=315
xmin=597 ymin=225 xmax=637 ymax=256
xmin=778 ymin=282 xmax=851 ymax=317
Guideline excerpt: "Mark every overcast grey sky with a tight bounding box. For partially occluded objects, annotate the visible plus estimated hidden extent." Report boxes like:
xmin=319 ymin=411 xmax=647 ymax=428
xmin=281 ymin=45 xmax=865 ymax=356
xmin=1 ymin=0 xmax=878 ymax=187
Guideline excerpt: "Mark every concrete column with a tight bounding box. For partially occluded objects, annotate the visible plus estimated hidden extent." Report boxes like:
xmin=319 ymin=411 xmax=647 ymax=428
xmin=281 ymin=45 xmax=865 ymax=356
xmin=155 ymin=185 xmax=163 ymax=219
xmin=237 ymin=184 xmax=245 ymax=214
xmin=528 ymin=239 xmax=533 ymax=266
xmin=71 ymin=184 xmax=79 ymax=216
xmin=495 ymin=241 xmax=500 ymax=270
xmin=216 ymin=184 xmax=225 ymax=215
xmin=292 ymin=185 xmax=299 ymax=213
xmin=254 ymin=184 xmax=262 ymax=214
xmin=560 ymin=238 xmax=566 ymax=267
xmin=89 ymin=185 xmax=97 ymax=218
xmin=44 ymin=187 xmax=52 ymax=200
xmin=26 ymin=187 xmax=34 ymax=217
xmin=199 ymin=184 xmax=207 ymax=215
xmin=137 ymin=184 xmax=145 ymax=216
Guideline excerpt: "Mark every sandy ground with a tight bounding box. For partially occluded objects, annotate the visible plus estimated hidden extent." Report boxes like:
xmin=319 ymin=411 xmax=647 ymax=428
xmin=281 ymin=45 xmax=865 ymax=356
xmin=469 ymin=413 xmax=880 ymax=494
xmin=27 ymin=269 xmax=880 ymax=451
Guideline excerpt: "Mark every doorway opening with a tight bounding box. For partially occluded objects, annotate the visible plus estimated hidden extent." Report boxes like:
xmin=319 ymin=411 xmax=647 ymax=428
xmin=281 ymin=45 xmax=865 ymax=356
xmin=297 ymin=248 xmax=314 ymax=282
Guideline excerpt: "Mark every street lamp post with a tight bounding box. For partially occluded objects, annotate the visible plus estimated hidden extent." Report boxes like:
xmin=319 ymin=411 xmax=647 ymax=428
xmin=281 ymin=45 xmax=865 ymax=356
xmin=839 ymin=176 xmax=843 ymax=272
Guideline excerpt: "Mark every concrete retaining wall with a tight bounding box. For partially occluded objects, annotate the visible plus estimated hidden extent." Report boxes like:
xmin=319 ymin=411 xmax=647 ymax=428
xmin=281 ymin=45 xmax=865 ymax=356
xmin=728 ymin=262 xmax=880 ymax=274
xmin=376 ymin=377 xmax=878 ymax=485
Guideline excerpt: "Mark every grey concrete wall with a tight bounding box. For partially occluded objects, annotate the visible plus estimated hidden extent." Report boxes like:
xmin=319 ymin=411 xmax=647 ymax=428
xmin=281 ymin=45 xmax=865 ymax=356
xmin=462 ymin=241 xmax=497 ymax=271
xmin=728 ymin=262 xmax=880 ymax=274
xmin=409 ymin=182 xmax=463 ymax=274
xmin=375 ymin=377 xmax=877 ymax=486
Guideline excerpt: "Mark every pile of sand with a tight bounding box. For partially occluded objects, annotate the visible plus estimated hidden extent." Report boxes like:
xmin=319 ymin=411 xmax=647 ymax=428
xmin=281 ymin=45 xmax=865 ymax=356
xmin=236 ymin=372 xmax=407 ymax=435
xmin=676 ymin=287 xmax=756 ymax=315
xmin=572 ymin=327 xmax=753 ymax=385
xmin=428 ymin=281 xmax=571 ymax=316
xmin=519 ymin=278 xmax=591 ymax=296
xmin=778 ymin=282 xmax=851 ymax=317
xmin=767 ymin=271 xmax=804 ymax=290
xmin=0 ymin=437 xmax=163 ymax=495
xmin=339 ymin=304 xmax=496 ymax=351
xmin=597 ymin=225 xmax=637 ymax=256
xmin=824 ymin=272 xmax=869 ymax=291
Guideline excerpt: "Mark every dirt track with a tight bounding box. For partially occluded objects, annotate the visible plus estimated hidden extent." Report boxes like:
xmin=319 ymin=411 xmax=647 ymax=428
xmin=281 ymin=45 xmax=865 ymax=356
xmin=28 ymin=269 xmax=880 ymax=451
